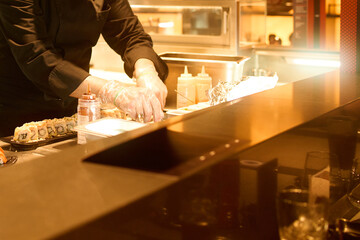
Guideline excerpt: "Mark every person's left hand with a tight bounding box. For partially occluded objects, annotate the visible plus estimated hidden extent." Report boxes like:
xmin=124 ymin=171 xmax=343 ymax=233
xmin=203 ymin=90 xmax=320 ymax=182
xmin=134 ymin=59 xmax=168 ymax=109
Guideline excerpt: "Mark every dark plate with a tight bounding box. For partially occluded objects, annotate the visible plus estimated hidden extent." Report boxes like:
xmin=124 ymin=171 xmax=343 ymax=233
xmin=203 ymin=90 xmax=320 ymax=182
xmin=0 ymin=156 xmax=17 ymax=167
xmin=1 ymin=133 xmax=77 ymax=151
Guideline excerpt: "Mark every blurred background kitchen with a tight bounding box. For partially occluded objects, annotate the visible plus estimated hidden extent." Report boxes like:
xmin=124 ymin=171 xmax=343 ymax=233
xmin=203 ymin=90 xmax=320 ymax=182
xmin=89 ymin=0 xmax=341 ymax=88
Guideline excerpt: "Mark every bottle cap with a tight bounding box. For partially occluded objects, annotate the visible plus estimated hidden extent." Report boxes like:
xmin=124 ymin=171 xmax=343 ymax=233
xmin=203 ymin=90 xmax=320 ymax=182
xmin=196 ymin=66 xmax=212 ymax=82
xmin=81 ymin=93 xmax=97 ymax=100
xmin=179 ymin=66 xmax=193 ymax=78
xmin=197 ymin=66 xmax=210 ymax=78
xmin=81 ymin=83 xmax=97 ymax=100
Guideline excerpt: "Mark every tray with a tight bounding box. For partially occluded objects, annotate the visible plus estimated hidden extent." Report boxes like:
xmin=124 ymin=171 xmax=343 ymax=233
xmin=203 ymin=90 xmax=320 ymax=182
xmin=0 ymin=156 xmax=17 ymax=168
xmin=0 ymin=133 xmax=77 ymax=151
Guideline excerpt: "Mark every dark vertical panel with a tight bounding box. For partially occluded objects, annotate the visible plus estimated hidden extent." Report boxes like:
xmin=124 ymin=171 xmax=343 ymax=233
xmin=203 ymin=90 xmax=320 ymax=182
xmin=319 ymin=0 xmax=326 ymax=48
xmin=293 ymin=0 xmax=309 ymax=48
xmin=307 ymin=0 xmax=314 ymax=48
xmin=357 ymin=0 xmax=360 ymax=72
xmin=340 ymin=0 xmax=358 ymax=73
xmin=313 ymin=0 xmax=320 ymax=48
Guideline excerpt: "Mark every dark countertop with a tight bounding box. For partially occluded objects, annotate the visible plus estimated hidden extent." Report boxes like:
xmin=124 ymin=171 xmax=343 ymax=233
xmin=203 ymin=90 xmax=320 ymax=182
xmin=1 ymin=69 xmax=360 ymax=239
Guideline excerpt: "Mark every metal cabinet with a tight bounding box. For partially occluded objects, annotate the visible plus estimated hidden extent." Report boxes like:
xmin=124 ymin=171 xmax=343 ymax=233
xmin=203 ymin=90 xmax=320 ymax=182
xmin=129 ymin=0 xmax=267 ymax=55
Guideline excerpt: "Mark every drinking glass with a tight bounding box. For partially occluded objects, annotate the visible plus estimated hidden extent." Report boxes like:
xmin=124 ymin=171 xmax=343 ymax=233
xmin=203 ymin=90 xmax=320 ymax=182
xmin=347 ymin=158 xmax=360 ymax=208
xmin=326 ymin=115 xmax=358 ymax=180
xmin=304 ymin=151 xmax=344 ymax=203
xmin=277 ymin=188 xmax=329 ymax=240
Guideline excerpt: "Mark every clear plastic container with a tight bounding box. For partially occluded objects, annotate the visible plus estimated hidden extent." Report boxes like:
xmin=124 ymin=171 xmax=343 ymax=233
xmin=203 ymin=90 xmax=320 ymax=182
xmin=77 ymin=92 xmax=100 ymax=144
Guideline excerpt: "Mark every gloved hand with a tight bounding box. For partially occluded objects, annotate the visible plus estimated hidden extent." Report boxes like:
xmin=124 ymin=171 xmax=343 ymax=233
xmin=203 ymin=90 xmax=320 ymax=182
xmin=99 ymin=80 xmax=164 ymax=122
xmin=133 ymin=59 xmax=168 ymax=109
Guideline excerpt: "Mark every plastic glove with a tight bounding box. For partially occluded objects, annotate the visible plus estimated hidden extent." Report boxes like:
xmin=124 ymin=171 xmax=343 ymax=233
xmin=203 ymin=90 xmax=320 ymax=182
xmin=99 ymin=80 xmax=164 ymax=122
xmin=134 ymin=59 xmax=168 ymax=109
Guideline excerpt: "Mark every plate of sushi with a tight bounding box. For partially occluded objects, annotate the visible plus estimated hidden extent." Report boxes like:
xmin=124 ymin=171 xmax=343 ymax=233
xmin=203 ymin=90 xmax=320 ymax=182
xmin=0 ymin=146 xmax=17 ymax=167
xmin=1 ymin=115 xmax=78 ymax=151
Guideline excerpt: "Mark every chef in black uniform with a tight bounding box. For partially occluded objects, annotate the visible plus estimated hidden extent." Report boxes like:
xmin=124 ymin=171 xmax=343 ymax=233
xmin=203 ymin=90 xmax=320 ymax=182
xmin=0 ymin=0 xmax=168 ymax=137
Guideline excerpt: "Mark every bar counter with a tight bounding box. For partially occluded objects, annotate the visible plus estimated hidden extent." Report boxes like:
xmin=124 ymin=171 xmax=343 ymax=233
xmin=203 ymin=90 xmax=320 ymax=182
xmin=1 ymin=69 xmax=360 ymax=239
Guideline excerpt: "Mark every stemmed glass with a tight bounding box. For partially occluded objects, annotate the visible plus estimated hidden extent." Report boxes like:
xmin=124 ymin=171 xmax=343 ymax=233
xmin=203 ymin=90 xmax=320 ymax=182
xmin=347 ymin=158 xmax=360 ymax=208
xmin=303 ymin=151 xmax=345 ymax=203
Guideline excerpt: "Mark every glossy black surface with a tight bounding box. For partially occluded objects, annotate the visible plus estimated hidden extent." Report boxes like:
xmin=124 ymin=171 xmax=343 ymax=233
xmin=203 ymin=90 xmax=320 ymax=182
xmin=54 ymin=71 xmax=360 ymax=239
xmin=2 ymin=70 xmax=360 ymax=239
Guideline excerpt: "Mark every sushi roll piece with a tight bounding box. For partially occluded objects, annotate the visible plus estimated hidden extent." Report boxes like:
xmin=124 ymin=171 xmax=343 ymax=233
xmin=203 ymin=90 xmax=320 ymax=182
xmin=64 ymin=117 xmax=76 ymax=133
xmin=23 ymin=122 xmax=39 ymax=142
xmin=0 ymin=152 xmax=7 ymax=164
xmin=0 ymin=147 xmax=7 ymax=164
xmin=53 ymin=118 xmax=67 ymax=135
xmin=100 ymin=106 xmax=126 ymax=119
xmin=34 ymin=121 xmax=48 ymax=140
xmin=115 ymin=108 xmax=126 ymax=119
xmin=71 ymin=113 xmax=78 ymax=124
xmin=45 ymin=119 xmax=57 ymax=138
xmin=100 ymin=108 xmax=115 ymax=118
xmin=13 ymin=125 xmax=32 ymax=143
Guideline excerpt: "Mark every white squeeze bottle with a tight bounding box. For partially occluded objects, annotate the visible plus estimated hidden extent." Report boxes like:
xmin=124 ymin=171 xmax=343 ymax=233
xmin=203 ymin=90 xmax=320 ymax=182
xmin=176 ymin=65 xmax=195 ymax=108
xmin=195 ymin=66 xmax=212 ymax=103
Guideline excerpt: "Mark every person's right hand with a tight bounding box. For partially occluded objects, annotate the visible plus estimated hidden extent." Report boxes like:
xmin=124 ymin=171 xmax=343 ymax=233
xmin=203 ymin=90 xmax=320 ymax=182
xmin=114 ymin=86 xmax=164 ymax=122
xmin=133 ymin=58 xmax=168 ymax=109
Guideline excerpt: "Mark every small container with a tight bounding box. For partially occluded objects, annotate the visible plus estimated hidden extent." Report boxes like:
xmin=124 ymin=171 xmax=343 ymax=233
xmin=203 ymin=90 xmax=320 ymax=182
xmin=77 ymin=88 xmax=100 ymax=144
xmin=195 ymin=66 xmax=212 ymax=103
xmin=74 ymin=118 xmax=146 ymax=142
xmin=176 ymin=65 xmax=195 ymax=109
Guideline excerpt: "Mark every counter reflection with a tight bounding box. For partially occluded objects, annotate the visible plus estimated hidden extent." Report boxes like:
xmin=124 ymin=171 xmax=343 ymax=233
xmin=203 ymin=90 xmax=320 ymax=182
xmin=54 ymin=98 xmax=360 ymax=239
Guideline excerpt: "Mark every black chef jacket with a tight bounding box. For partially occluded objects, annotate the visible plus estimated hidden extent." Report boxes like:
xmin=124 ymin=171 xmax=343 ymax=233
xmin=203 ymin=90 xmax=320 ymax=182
xmin=0 ymin=0 xmax=168 ymax=137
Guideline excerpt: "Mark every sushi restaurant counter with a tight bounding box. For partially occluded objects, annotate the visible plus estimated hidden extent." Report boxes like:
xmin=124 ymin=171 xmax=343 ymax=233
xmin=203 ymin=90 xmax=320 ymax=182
xmin=0 ymin=124 xmax=181 ymax=239
xmin=0 ymin=69 xmax=360 ymax=239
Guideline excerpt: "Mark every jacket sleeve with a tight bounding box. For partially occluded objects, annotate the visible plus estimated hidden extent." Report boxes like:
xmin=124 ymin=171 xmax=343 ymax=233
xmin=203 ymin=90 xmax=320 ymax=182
xmin=0 ymin=0 xmax=89 ymax=100
xmin=102 ymin=0 xmax=168 ymax=81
